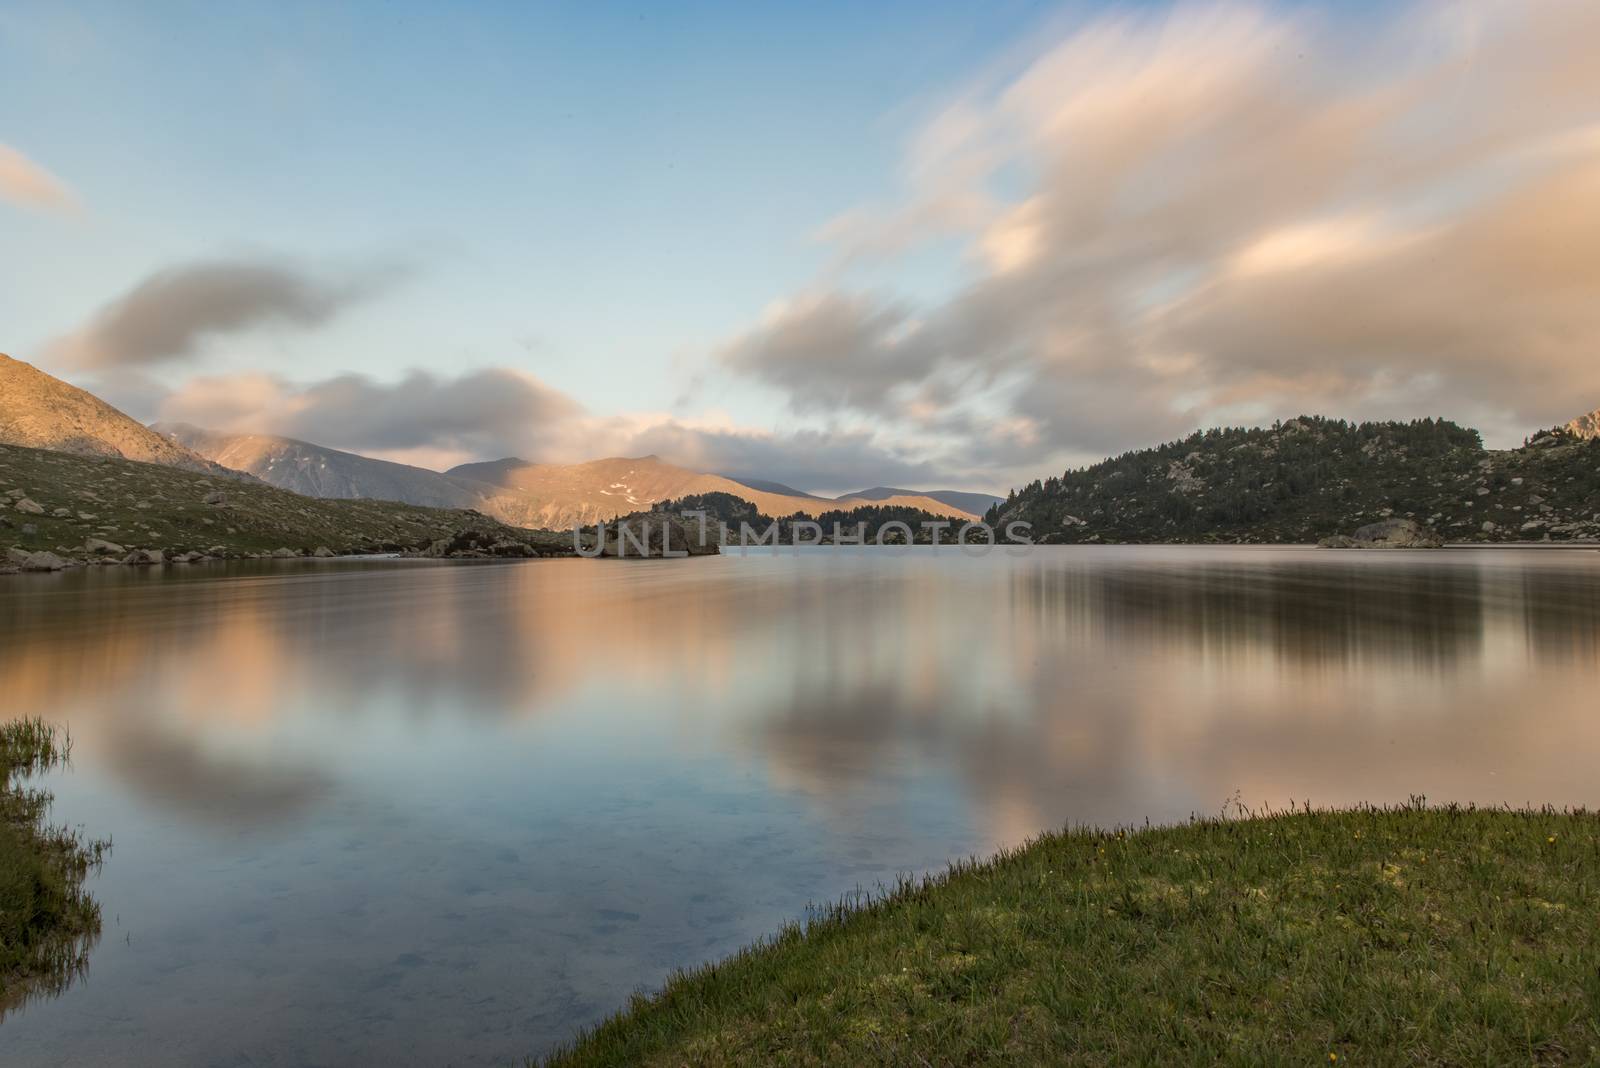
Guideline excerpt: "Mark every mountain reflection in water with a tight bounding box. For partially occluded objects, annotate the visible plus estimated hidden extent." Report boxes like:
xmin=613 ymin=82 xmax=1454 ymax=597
xmin=1 ymin=547 xmax=1596 ymax=1065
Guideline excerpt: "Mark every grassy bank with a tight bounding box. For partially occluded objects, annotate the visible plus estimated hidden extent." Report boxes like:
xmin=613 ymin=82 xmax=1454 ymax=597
xmin=1 ymin=442 xmax=570 ymax=564
xmin=0 ymin=719 xmax=108 ymax=1017
xmin=544 ymin=802 xmax=1600 ymax=1066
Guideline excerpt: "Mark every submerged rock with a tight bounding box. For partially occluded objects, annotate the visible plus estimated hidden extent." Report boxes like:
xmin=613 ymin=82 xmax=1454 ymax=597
xmin=1319 ymin=518 xmax=1444 ymax=549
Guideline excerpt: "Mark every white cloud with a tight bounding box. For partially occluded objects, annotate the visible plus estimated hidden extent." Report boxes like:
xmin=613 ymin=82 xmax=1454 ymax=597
xmin=716 ymin=0 xmax=1600 ymax=462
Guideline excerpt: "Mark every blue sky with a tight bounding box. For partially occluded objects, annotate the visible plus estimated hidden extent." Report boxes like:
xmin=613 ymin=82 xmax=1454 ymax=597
xmin=3 ymin=1 xmax=1596 ymax=491
xmin=3 ymin=2 xmax=1038 ymax=418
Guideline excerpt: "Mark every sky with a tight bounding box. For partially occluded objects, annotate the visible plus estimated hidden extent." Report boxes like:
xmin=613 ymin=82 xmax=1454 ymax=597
xmin=2 ymin=0 xmax=1597 ymax=495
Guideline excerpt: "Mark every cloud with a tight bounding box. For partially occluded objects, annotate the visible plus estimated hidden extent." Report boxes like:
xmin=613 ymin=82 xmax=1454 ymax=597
xmin=0 ymin=143 xmax=79 ymax=215
xmin=717 ymin=0 xmax=1600 ymax=461
xmin=51 ymin=257 xmax=402 ymax=368
xmin=158 ymin=367 xmax=586 ymax=463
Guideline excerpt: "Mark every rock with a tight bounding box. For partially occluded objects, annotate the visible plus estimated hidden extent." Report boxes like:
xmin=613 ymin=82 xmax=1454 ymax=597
xmin=84 ymin=537 xmax=126 ymax=554
xmin=1481 ymin=521 xmax=1498 ymax=534
xmin=19 ymin=550 xmax=69 ymax=571
xmin=4 ymin=488 xmax=25 ymax=500
xmin=416 ymin=529 xmax=536 ymax=559
xmin=312 ymin=546 xmax=336 ymax=558
xmin=51 ymin=507 xmax=72 ymax=517
xmin=20 ymin=523 xmax=37 ymax=536
xmin=121 ymin=548 xmax=165 ymax=565
xmin=203 ymin=490 xmax=227 ymax=506
xmin=77 ymin=511 xmax=98 ymax=521
xmin=13 ymin=497 xmax=44 ymax=514
xmin=5 ymin=547 xmax=30 ymax=566
xmin=271 ymin=547 xmax=300 ymax=558
xmin=1316 ymin=534 xmax=1358 ymax=548
xmin=1330 ymin=518 xmax=1445 ymax=549
xmin=173 ymin=551 xmax=203 ymax=563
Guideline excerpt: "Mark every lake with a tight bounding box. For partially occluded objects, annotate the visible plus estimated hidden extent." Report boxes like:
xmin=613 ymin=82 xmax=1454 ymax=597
xmin=3 ymin=546 xmax=1599 ymax=1065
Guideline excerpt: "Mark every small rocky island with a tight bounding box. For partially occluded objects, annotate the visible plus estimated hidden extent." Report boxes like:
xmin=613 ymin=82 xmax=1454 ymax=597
xmin=582 ymin=511 xmax=720 ymax=558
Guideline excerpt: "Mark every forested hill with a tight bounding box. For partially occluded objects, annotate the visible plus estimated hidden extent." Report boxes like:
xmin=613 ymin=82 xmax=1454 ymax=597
xmin=985 ymin=416 xmax=1600 ymax=544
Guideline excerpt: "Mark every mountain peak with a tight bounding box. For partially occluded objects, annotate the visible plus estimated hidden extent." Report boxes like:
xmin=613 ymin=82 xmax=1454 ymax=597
xmin=0 ymin=354 xmax=235 ymax=476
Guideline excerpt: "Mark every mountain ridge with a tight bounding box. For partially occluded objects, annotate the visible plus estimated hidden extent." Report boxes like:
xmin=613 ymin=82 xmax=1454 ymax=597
xmin=0 ymin=354 xmax=239 ymax=478
xmin=842 ymin=486 xmax=1005 ymax=516
xmin=445 ymin=456 xmax=978 ymax=525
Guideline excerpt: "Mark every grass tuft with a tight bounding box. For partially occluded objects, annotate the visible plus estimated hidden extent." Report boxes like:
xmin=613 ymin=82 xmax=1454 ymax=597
xmin=540 ymin=800 xmax=1600 ymax=1066
xmin=0 ymin=718 xmax=109 ymax=1018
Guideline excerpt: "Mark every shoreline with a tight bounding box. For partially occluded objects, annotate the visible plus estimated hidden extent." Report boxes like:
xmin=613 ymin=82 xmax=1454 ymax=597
xmin=542 ymin=802 xmax=1600 ymax=1066
xmin=7 ymin=538 xmax=1599 ymax=577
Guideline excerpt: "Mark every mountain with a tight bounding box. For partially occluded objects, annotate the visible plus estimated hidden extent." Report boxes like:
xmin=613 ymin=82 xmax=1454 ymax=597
xmin=842 ymin=486 xmax=1005 ymax=516
xmin=989 ymin=415 xmax=1600 ymax=544
xmin=723 ymin=475 xmax=824 ymax=500
xmin=0 ymin=354 xmax=236 ymax=477
xmin=155 ymin=423 xmax=494 ymax=510
xmin=448 ymin=456 xmax=979 ymax=526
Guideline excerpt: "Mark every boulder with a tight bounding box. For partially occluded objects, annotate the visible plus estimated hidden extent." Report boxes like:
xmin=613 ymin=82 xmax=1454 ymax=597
xmin=13 ymin=497 xmax=44 ymax=514
xmin=19 ymin=550 xmax=70 ymax=571
xmin=121 ymin=548 xmax=165 ymax=565
xmin=85 ymin=537 xmax=126 ymax=554
xmin=271 ymin=547 xmax=301 ymax=558
xmin=203 ymin=490 xmax=227 ymax=506
xmin=312 ymin=546 xmax=336 ymax=558
xmin=1320 ymin=518 xmax=1443 ymax=549
xmin=5 ymin=547 xmax=30 ymax=566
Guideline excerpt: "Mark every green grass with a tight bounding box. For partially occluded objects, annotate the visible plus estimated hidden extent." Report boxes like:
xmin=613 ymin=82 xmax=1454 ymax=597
xmin=542 ymin=802 xmax=1600 ymax=1066
xmin=0 ymin=718 xmax=109 ymax=1018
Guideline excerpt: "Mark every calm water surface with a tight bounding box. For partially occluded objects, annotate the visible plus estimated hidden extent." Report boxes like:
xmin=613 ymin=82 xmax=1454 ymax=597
xmin=2 ymin=546 xmax=1599 ymax=1065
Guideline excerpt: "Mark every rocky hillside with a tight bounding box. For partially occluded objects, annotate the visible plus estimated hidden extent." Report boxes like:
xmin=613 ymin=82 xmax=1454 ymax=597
xmin=1565 ymin=408 xmax=1600 ymax=440
xmin=987 ymin=416 xmax=1600 ymax=544
xmin=0 ymin=442 xmax=570 ymax=571
xmin=0 ymin=354 xmax=234 ymax=477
